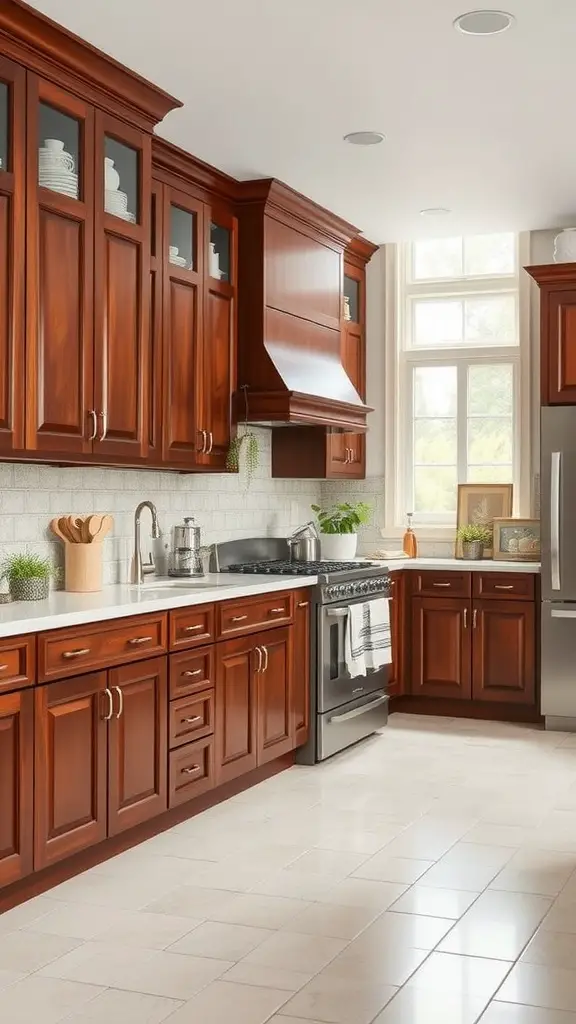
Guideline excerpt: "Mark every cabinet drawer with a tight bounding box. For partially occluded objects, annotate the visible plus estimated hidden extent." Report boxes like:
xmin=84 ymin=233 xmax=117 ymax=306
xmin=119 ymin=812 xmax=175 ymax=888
xmin=170 ymin=647 xmax=214 ymax=700
xmin=38 ymin=613 xmax=167 ymax=683
xmin=169 ymin=605 xmax=215 ymax=651
xmin=0 ymin=635 xmax=35 ymax=693
xmin=169 ymin=736 xmax=215 ymax=807
xmin=412 ymin=571 xmax=471 ymax=599
xmin=169 ymin=690 xmax=214 ymax=748
xmin=218 ymin=592 xmax=292 ymax=638
xmin=473 ymin=573 xmax=535 ymax=601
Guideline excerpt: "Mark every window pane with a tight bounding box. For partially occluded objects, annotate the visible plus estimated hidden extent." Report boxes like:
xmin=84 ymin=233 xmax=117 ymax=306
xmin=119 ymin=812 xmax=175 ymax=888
xmin=413 ymin=237 xmax=462 ymax=280
xmin=414 ymin=366 xmax=457 ymax=417
xmin=413 ymin=299 xmax=462 ymax=347
xmin=465 ymin=295 xmax=516 ymax=345
xmin=468 ymin=417 xmax=513 ymax=464
xmin=468 ymin=364 xmax=513 ymax=416
xmin=414 ymin=418 xmax=457 ymax=464
xmin=414 ymin=466 xmax=457 ymax=513
xmin=468 ymin=465 xmax=513 ymax=483
xmin=464 ymin=233 xmax=516 ymax=276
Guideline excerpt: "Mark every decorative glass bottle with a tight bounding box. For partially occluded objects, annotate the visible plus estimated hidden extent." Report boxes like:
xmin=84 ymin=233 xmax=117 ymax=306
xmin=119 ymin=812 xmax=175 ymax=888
xmin=403 ymin=512 xmax=418 ymax=558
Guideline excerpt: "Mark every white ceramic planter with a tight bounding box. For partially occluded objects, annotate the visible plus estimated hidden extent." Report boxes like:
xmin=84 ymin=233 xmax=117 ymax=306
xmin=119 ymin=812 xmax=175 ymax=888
xmin=554 ymin=229 xmax=576 ymax=263
xmin=320 ymin=533 xmax=358 ymax=560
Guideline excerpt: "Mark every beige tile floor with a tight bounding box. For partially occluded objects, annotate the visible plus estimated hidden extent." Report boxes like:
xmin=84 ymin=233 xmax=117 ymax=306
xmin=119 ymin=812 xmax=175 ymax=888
xmin=4 ymin=713 xmax=576 ymax=1022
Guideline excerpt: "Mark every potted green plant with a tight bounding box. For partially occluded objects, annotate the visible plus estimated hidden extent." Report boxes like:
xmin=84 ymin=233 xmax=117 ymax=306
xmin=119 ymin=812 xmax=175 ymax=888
xmin=456 ymin=523 xmax=492 ymax=561
xmin=311 ymin=502 xmax=372 ymax=560
xmin=1 ymin=550 xmax=58 ymax=601
xmin=226 ymin=385 xmax=260 ymax=488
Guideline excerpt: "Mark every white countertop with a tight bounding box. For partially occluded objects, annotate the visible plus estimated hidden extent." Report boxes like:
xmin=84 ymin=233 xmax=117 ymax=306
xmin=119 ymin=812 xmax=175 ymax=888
xmin=0 ymin=574 xmax=318 ymax=639
xmin=376 ymin=557 xmax=541 ymax=573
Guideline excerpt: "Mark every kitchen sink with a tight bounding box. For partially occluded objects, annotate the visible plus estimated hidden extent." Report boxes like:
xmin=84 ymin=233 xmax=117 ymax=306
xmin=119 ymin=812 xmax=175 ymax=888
xmin=131 ymin=579 xmax=235 ymax=592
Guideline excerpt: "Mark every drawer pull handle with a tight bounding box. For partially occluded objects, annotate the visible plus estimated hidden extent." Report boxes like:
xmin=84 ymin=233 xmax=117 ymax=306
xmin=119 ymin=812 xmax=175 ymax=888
xmin=184 ymin=715 xmax=202 ymax=724
xmin=432 ymin=583 xmax=451 ymax=588
xmin=63 ymin=648 xmax=91 ymax=659
xmin=494 ymin=584 xmax=514 ymax=590
xmin=231 ymin=615 xmax=248 ymax=623
xmin=183 ymin=624 xmax=203 ymax=632
xmin=183 ymin=669 xmax=203 ymax=677
xmin=102 ymin=687 xmax=113 ymax=721
xmin=0 ymin=663 xmax=8 ymax=671
xmin=297 ymin=601 xmax=309 ymax=608
xmin=262 ymin=645 xmax=269 ymax=671
xmin=128 ymin=636 xmax=153 ymax=645
xmin=113 ymin=685 xmax=123 ymax=719
xmin=182 ymin=765 xmax=200 ymax=774
xmin=269 ymin=607 xmax=284 ymax=614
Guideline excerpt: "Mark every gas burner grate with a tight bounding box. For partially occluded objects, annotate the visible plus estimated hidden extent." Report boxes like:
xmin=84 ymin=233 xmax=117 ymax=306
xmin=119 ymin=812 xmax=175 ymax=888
xmin=226 ymin=559 xmax=373 ymax=576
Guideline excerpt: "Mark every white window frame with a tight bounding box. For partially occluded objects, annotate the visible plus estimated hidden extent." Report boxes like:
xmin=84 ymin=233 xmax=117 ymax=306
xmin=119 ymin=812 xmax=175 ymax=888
xmin=384 ymin=232 xmax=531 ymax=536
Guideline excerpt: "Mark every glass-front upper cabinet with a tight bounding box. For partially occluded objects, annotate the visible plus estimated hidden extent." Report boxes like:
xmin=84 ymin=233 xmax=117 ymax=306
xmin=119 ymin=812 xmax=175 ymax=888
xmin=169 ymin=202 xmax=196 ymax=271
xmin=104 ymin=135 xmax=139 ymax=224
xmin=343 ymin=273 xmax=360 ymax=324
xmin=38 ymin=102 xmax=81 ymax=201
xmin=0 ymin=81 xmax=8 ymax=173
xmin=209 ymin=220 xmax=231 ymax=283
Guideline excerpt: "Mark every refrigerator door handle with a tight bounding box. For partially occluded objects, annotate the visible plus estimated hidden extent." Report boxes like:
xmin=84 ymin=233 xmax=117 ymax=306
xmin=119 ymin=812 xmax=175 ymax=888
xmin=551 ymin=450 xmax=561 ymax=592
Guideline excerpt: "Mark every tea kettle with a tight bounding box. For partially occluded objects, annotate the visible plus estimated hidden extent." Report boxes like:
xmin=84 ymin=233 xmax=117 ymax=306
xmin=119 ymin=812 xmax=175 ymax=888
xmin=169 ymin=516 xmax=204 ymax=578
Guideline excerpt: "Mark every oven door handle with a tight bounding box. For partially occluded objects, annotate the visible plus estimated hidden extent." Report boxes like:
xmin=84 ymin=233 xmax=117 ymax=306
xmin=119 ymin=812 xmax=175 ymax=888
xmin=328 ymin=695 xmax=387 ymax=723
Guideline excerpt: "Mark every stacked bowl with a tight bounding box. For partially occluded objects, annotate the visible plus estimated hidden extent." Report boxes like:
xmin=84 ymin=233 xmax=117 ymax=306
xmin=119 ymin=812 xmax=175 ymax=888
xmin=39 ymin=138 xmax=78 ymax=199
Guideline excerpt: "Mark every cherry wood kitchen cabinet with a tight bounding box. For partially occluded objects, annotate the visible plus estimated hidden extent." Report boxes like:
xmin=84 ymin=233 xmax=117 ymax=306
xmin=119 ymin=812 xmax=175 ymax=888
xmin=472 ymin=599 xmax=536 ymax=704
xmin=34 ymin=672 xmax=108 ymax=870
xmin=107 ymin=657 xmax=167 ymax=835
xmin=411 ymin=596 xmax=472 ymax=699
xmin=0 ymin=57 xmax=25 ymax=455
xmin=292 ymin=590 xmax=311 ymax=746
xmin=526 ymin=263 xmax=576 ymax=405
xmin=0 ymin=689 xmax=33 ymax=888
xmin=256 ymin=626 xmax=292 ymax=764
xmin=215 ymin=634 xmax=258 ymax=785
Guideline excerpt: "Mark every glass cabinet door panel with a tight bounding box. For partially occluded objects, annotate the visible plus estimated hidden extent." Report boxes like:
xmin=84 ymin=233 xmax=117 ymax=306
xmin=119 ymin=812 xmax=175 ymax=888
xmin=343 ymin=274 xmax=360 ymax=324
xmin=0 ymin=82 xmax=8 ymax=172
xmin=210 ymin=222 xmax=230 ymax=282
xmin=38 ymin=103 xmax=81 ymax=200
xmin=169 ymin=204 xmax=195 ymax=271
xmin=104 ymin=136 xmax=138 ymax=223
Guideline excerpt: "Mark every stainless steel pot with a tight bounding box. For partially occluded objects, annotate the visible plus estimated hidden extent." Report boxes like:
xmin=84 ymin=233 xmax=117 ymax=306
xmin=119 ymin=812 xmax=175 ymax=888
xmin=288 ymin=521 xmax=320 ymax=562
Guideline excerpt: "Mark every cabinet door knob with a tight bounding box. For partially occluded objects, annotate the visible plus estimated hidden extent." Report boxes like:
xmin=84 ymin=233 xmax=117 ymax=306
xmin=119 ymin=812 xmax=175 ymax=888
xmin=254 ymin=646 xmax=263 ymax=672
xmin=231 ymin=615 xmax=248 ymax=623
xmin=463 ymin=608 xmax=468 ymax=628
xmin=128 ymin=635 xmax=152 ymax=645
xmin=269 ymin=607 xmax=284 ymax=614
xmin=432 ymin=582 xmax=451 ymax=588
xmin=182 ymin=765 xmax=200 ymax=774
xmin=494 ymin=584 xmax=514 ymax=590
xmin=113 ymin=685 xmax=124 ymax=719
xmin=297 ymin=601 xmax=309 ymax=608
xmin=262 ymin=645 xmax=269 ymax=671
xmin=198 ymin=429 xmax=207 ymax=453
xmin=102 ymin=687 xmax=113 ymax=721
xmin=0 ymin=664 xmax=8 ymax=672
xmin=183 ymin=624 xmax=203 ymax=632
xmin=184 ymin=715 xmax=202 ymax=724
xmin=87 ymin=410 xmax=98 ymax=441
xmin=206 ymin=431 xmax=214 ymax=454
xmin=62 ymin=648 xmax=91 ymax=659
xmin=98 ymin=410 xmax=108 ymax=443
xmin=183 ymin=668 xmax=203 ymax=677
xmin=473 ymin=608 xmax=478 ymax=628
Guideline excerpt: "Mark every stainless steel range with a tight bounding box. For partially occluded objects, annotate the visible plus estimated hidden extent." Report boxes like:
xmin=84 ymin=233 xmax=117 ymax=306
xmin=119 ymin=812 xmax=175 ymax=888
xmin=213 ymin=539 xmax=391 ymax=762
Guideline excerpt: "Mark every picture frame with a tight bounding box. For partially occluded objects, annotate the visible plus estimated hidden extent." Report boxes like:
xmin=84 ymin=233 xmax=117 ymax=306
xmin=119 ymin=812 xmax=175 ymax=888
xmin=455 ymin=483 xmax=513 ymax=559
xmin=492 ymin=518 xmax=541 ymax=562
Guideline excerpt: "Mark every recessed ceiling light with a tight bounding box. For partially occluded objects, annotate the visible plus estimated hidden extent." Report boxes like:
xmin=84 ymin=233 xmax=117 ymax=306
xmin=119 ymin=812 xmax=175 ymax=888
xmin=454 ymin=10 xmax=515 ymax=35
xmin=343 ymin=131 xmax=385 ymax=146
xmin=420 ymin=207 xmax=451 ymax=216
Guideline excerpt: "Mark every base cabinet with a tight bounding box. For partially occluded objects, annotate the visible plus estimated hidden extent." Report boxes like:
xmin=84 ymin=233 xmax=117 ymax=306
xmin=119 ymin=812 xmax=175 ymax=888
xmin=472 ymin=600 xmax=536 ymax=704
xmin=292 ymin=591 xmax=311 ymax=745
xmin=215 ymin=635 xmax=258 ymax=785
xmin=0 ymin=690 xmax=33 ymax=887
xmin=411 ymin=597 xmax=472 ymax=699
xmin=388 ymin=572 xmax=404 ymax=697
xmin=256 ymin=626 xmax=292 ymax=765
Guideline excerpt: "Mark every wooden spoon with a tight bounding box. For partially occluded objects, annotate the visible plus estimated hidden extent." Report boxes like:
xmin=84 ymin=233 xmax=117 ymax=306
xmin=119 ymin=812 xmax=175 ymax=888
xmin=86 ymin=515 xmax=104 ymax=542
xmin=66 ymin=515 xmax=84 ymax=544
xmin=57 ymin=516 xmax=77 ymax=543
xmin=49 ymin=518 xmax=69 ymax=544
xmin=91 ymin=514 xmax=113 ymax=543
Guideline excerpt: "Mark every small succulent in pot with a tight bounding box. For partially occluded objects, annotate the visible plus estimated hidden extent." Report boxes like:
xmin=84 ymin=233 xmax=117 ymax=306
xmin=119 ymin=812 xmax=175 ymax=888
xmin=0 ymin=550 xmax=59 ymax=601
xmin=456 ymin=524 xmax=493 ymax=561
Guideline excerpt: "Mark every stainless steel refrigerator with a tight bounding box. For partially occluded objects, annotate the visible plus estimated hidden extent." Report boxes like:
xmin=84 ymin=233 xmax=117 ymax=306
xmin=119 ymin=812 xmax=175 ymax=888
xmin=541 ymin=406 xmax=576 ymax=729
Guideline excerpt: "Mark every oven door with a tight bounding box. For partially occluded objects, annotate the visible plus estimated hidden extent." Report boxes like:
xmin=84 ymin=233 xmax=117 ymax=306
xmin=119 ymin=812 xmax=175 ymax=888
xmin=317 ymin=690 xmax=389 ymax=761
xmin=319 ymin=599 xmax=389 ymax=713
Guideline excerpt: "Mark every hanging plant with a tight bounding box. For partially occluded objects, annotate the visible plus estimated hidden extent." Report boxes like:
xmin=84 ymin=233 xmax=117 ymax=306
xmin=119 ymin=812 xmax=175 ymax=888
xmin=226 ymin=386 xmax=261 ymax=487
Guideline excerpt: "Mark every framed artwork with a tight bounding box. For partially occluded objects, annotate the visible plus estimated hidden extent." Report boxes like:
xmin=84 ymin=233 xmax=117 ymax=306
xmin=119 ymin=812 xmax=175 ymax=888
xmin=455 ymin=483 xmax=513 ymax=559
xmin=492 ymin=518 xmax=541 ymax=562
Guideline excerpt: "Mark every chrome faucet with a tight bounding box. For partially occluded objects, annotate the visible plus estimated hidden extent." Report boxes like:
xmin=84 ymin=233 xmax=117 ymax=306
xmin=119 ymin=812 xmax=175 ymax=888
xmin=131 ymin=501 xmax=161 ymax=584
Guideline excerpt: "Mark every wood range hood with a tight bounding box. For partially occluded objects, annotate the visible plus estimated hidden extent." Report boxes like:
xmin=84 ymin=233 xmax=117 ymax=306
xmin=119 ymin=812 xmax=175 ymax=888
xmin=235 ymin=179 xmax=374 ymax=432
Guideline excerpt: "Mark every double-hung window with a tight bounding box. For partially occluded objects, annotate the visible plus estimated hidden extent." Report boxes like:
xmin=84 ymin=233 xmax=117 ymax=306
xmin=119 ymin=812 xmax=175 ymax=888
xmin=391 ymin=232 xmax=528 ymax=528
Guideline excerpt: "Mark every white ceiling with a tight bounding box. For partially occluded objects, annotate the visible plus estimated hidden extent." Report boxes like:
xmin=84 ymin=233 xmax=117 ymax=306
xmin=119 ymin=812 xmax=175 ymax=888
xmin=27 ymin=0 xmax=576 ymax=242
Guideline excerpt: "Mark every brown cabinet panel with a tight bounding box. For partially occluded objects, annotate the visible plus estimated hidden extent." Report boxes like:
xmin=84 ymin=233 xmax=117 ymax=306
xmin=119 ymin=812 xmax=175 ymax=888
xmin=169 ymin=605 xmax=215 ymax=651
xmin=169 ymin=736 xmax=214 ymax=808
xmin=292 ymin=591 xmax=310 ymax=746
xmin=412 ymin=571 xmax=472 ymax=599
xmin=0 ymin=635 xmax=35 ymax=694
xmin=472 ymin=600 xmax=536 ymax=705
xmin=107 ymin=657 xmax=167 ymax=836
xmin=264 ymin=216 xmax=341 ymax=328
xmin=257 ymin=626 xmax=292 ymax=765
xmin=26 ymin=77 xmax=94 ymax=455
xmin=200 ymin=285 xmax=234 ymax=468
xmin=411 ymin=597 xmax=471 ymax=699
xmin=218 ymin=592 xmax=292 ymax=639
xmin=473 ymin=572 xmax=535 ymax=601
xmin=388 ymin=572 xmax=405 ymax=697
xmin=0 ymin=57 xmax=25 ymax=453
xmin=545 ymin=288 xmax=576 ymax=404
xmin=34 ymin=672 xmax=108 ymax=869
xmin=215 ymin=635 xmax=258 ymax=785
xmin=169 ymin=689 xmax=214 ymax=749
xmin=38 ymin=613 xmax=167 ymax=682
xmin=0 ymin=689 xmax=33 ymax=888
xmin=148 ymin=180 xmax=163 ymax=460
xmin=169 ymin=647 xmax=214 ymax=699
